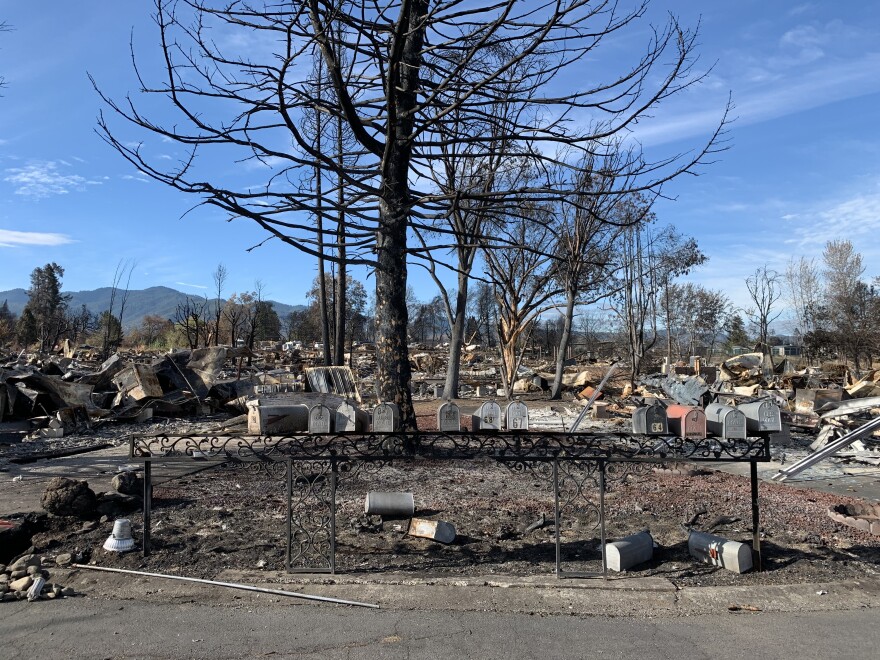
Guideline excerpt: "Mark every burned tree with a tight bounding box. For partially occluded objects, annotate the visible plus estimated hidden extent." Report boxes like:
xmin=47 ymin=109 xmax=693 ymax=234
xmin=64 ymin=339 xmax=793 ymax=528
xmin=18 ymin=263 xmax=71 ymax=352
xmin=608 ymin=207 xmax=704 ymax=385
xmin=548 ymin=162 xmax=623 ymax=400
xmin=174 ymin=295 xmax=209 ymax=349
xmin=102 ymin=259 xmax=136 ymax=358
xmin=95 ymin=0 xmax=728 ymax=427
xmin=745 ymin=265 xmax=782 ymax=367
xmin=482 ymin=202 xmax=560 ymax=398
xmin=212 ymin=263 xmax=227 ymax=347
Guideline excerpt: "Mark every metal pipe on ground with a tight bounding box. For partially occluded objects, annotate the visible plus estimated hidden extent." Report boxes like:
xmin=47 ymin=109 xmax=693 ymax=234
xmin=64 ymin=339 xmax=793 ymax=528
xmin=772 ymin=415 xmax=880 ymax=482
xmin=71 ymin=564 xmax=379 ymax=609
xmin=570 ymin=363 xmax=619 ymax=433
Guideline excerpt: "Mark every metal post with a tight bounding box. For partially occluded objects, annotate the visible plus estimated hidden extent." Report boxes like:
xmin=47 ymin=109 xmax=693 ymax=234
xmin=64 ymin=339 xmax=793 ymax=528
xmin=329 ymin=460 xmax=337 ymax=574
xmin=285 ymin=458 xmax=292 ymax=572
xmin=553 ymin=460 xmax=561 ymax=578
xmin=599 ymin=461 xmax=607 ymax=578
xmin=750 ymin=459 xmax=762 ymax=572
xmin=142 ymin=460 xmax=152 ymax=556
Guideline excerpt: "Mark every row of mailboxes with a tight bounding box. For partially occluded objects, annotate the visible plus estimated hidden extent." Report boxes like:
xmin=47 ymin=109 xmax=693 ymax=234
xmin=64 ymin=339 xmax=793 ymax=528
xmin=468 ymin=400 xmax=529 ymax=432
xmin=305 ymin=401 xmax=400 ymax=433
xmin=306 ymin=398 xmax=781 ymax=437
xmin=632 ymin=400 xmax=781 ymax=439
xmin=304 ymin=400 xmax=533 ymax=433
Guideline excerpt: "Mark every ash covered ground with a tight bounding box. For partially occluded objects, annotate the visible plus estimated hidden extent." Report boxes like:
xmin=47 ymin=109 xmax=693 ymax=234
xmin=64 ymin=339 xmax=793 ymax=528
xmin=5 ymin=399 xmax=878 ymax=590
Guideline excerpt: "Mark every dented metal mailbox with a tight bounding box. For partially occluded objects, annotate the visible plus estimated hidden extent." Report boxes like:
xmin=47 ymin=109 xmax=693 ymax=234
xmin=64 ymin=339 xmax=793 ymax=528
xmin=737 ymin=400 xmax=782 ymax=434
xmin=632 ymin=404 xmax=668 ymax=435
xmin=665 ymin=404 xmax=707 ymax=440
xmin=704 ymin=403 xmax=747 ymax=440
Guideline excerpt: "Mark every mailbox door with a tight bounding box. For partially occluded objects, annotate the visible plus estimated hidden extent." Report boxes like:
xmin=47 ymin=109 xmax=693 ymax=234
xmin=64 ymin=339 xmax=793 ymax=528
xmin=646 ymin=406 xmax=668 ymax=435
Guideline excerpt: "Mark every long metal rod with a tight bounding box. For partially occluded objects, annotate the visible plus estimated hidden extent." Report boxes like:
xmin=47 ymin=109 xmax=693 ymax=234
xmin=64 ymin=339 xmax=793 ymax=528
xmin=772 ymin=415 xmax=880 ymax=481
xmin=71 ymin=564 xmax=379 ymax=609
xmin=570 ymin=363 xmax=619 ymax=433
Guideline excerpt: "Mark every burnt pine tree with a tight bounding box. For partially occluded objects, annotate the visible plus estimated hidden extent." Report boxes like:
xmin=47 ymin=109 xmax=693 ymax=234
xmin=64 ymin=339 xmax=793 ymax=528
xmin=94 ymin=0 xmax=728 ymax=428
xmin=20 ymin=263 xmax=71 ymax=352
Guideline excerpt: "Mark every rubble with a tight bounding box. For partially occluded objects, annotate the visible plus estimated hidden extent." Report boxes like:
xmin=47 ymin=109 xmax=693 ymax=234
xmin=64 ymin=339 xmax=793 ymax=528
xmin=0 ymin=553 xmax=78 ymax=603
xmin=111 ymin=471 xmax=144 ymax=497
xmin=3 ymin=339 xmax=880 ymax=588
xmin=40 ymin=477 xmax=97 ymax=518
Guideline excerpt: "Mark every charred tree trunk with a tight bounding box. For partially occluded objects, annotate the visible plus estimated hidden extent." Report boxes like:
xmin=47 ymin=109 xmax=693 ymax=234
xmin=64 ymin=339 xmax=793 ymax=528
xmin=442 ymin=271 xmax=469 ymax=400
xmin=375 ymin=209 xmax=415 ymax=426
xmin=550 ymin=291 xmax=576 ymax=400
xmin=373 ymin=0 xmax=427 ymax=429
xmin=333 ymin=115 xmax=347 ymax=367
xmin=315 ymin=75 xmax=332 ymax=366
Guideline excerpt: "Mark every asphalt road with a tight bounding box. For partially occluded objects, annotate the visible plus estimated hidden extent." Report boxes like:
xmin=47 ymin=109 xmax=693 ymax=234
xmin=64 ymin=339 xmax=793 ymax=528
xmin=1 ymin=597 xmax=875 ymax=659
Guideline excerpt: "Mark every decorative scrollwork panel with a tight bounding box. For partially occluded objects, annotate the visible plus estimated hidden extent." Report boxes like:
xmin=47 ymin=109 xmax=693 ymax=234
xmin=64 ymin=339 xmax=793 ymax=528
xmin=554 ymin=460 xmax=606 ymax=577
xmin=286 ymin=459 xmax=336 ymax=573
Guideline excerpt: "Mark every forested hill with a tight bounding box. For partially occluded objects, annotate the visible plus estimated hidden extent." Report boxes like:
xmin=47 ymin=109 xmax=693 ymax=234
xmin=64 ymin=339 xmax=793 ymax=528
xmin=0 ymin=286 xmax=304 ymax=329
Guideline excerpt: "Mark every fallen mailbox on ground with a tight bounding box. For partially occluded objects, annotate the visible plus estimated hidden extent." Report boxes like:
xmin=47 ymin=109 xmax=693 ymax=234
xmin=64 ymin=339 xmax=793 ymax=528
xmin=408 ymin=518 xmax=456 ymax=544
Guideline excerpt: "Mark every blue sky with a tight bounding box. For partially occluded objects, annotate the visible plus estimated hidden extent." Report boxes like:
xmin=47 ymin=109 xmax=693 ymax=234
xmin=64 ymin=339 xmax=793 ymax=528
xmin=1 ymin=1 xmax=878 ymax=316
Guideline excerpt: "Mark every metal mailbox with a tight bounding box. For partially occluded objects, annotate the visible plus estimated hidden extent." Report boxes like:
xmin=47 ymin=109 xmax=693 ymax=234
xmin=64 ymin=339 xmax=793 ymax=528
xmin=505 ymin=400 xmax=529 ymax=431
xmin=335 ymin=401 xmax=369 ymax=432
xmin=737 ymin=400 xmax=782 ymax=434
xmin=308 ymin=404 xmax=332 ymax=434
xmin=437 ymin=401 xmax=461 ymax=432
xmin=704 ymin=403 xmax=747 ymax=440
xmin=372 ymin=402 xmax=400 ymax=432
xmin=471 ymin=401 xmax=501 ymax=431
xmin=632 ymin=404 xmax=668 ymax=435
xmin=665 ymin=404 xmax=707 ymax=440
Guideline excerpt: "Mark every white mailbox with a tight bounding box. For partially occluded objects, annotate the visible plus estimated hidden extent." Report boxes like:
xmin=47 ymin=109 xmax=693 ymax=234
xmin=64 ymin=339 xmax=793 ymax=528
xmin=505 ymin=400 xmax=529 ymax=431
xmin=308 ymin=404 xmax=332 ymax=434
xmin=372 ymin=402 xmax=400 ymax=432
xmin=437 ymin=401 xmax=461 ymax=432
xmin=471 ymin=401 xmax=501 ymax=431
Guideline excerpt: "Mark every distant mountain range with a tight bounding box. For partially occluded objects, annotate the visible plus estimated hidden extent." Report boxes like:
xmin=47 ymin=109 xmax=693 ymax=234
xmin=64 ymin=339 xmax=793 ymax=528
xmin=0 ymin=286 xmax=306 ymax=330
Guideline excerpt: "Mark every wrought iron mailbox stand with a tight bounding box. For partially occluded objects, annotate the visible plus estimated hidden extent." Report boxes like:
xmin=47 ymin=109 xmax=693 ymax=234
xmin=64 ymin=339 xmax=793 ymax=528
xmin=131 ymin=429 xmax=769 ymax=578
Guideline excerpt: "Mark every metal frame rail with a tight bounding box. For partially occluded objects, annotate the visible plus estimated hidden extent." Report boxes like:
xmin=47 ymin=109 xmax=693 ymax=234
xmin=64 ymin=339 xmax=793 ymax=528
xmin=131 ymin=431 xmax=770 ymax=578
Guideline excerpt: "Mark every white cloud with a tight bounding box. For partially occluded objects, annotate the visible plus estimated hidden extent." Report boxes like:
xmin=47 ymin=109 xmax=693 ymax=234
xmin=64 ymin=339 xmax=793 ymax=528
xmin=784 ymin=186 xmax=880 ymax=254
xmin=3 ymin=161 xmax=102 ymax=198
xmin=242 ymin=155 xmax=289 ymax=171
xmin=175 ymin=281 xmax=208 ymax=290
xmin=0 ymin=228 xmax=75 ymax=248
xmin=630 ymin=52 xmax=880 ymax=147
